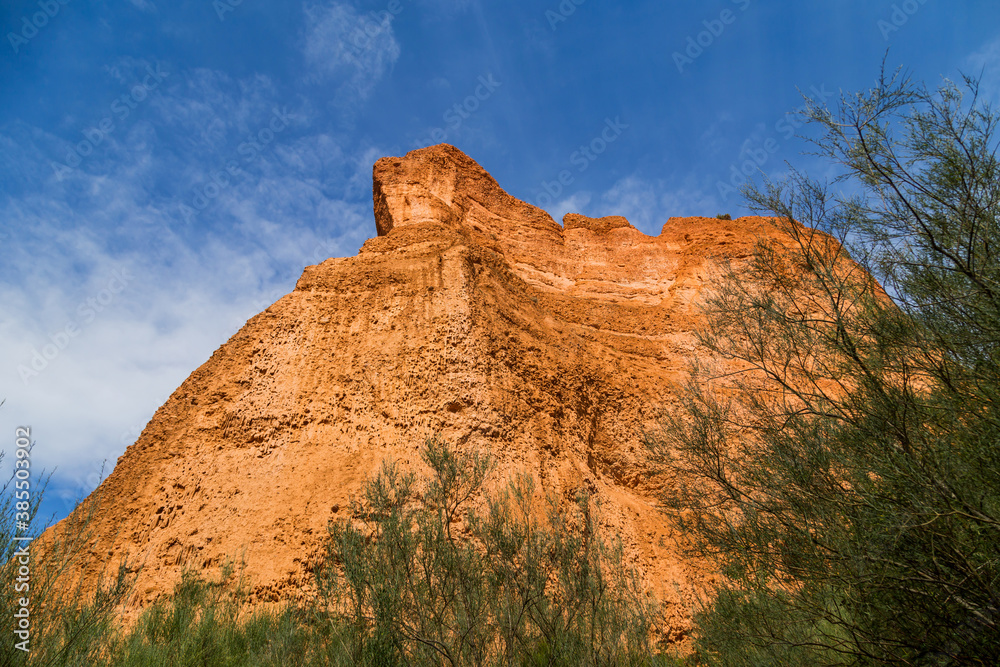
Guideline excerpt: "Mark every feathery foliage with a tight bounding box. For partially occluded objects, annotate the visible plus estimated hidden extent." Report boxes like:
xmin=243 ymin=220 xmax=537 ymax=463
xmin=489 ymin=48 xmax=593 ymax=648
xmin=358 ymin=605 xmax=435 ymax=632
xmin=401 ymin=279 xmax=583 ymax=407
xmin=648 ymin=68 xmax=1000 ymax=665
xmin=2 ymin=438 xmax=677 ymax=666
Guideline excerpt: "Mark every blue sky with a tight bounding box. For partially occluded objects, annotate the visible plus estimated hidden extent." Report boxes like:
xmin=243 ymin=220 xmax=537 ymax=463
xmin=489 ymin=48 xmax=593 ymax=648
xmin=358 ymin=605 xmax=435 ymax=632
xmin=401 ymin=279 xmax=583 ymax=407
xmin=2 ymin=0 xmax=999 ymax=526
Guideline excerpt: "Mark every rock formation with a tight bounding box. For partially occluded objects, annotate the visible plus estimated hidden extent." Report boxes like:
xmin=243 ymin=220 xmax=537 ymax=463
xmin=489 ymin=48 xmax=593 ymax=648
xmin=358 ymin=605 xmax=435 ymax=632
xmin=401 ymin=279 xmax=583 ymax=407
xmin=47 ymin=144 xmax=802 ymax=643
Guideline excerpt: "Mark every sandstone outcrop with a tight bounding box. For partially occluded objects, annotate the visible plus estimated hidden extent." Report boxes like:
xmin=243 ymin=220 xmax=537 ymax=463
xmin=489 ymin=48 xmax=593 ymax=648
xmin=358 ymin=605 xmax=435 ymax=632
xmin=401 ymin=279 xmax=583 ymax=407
xmin=48 ymin=144 xmax=801 ymax=644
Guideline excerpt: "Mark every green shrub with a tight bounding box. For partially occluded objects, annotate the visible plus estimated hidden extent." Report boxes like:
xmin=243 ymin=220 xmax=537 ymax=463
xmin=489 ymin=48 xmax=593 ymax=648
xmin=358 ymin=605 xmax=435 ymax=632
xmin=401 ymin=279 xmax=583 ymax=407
xmin=649 ymin=70 xmax=1000 ymax=665
xmin=0 ymin=449 xmax=137 ymax=667
xmin=2 ymin=437 xmax=683 ymax=666
xmin=314 ymin=437 xmax=667 ymax=666
xmin=103 ymin=563 xmax=316 ymax=667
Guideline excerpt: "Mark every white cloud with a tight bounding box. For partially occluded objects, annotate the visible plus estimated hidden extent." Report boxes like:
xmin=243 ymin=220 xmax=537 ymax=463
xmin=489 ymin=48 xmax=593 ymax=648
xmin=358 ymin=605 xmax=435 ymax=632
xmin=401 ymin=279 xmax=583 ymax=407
xmin=698 ymin=110 xmax=737 ymax=157
xmin=0 ymin=60 xmax=379 ymax=517
xmin=965 ymin=35 xmax=1000 ymax=104
xmin=127 ymin=0 xmax=157 ymax=13
xmin=593 ymin=175 xmax=719 ymax=234
xmin=598 ymin=176 xmax=661 ymax=229
xmin=0 ymin=235 xmax=283 ymax=511
xmin=546 ymin=191 xmax=592 ymax=226
xmin=536 ymin=174 xmax=726 ymax=236
xmin=301 ymin=1 xmax=401 ymax=100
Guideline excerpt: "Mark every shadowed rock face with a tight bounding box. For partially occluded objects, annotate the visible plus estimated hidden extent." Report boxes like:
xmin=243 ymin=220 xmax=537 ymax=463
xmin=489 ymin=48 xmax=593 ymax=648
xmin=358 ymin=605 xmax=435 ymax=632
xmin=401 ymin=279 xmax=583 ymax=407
xmin=48 ymin=143 xmax=796 ymax=644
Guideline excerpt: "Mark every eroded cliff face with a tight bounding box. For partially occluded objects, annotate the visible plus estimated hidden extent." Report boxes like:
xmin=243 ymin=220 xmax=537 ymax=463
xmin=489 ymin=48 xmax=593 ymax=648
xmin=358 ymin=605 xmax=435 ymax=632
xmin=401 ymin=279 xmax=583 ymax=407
xmin=49 ymin=144 xmax=796 ymax=643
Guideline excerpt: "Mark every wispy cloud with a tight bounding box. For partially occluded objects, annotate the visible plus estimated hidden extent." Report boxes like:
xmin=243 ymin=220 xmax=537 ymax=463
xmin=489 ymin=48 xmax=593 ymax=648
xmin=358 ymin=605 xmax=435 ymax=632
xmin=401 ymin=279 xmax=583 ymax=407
xmin=3 ymin=0 xmax=994 ymax=528
xmin=548 ymin=191 xmax=592 ymax=226
xmin=596 ymin=175 xmax=719 ymax=234
xmin=540 ymin=174 xmax=723 ymax=236
xmin=127 ymin=0 xmax=157 ymax=13
xmin=0 ymin=50 xmax=378 ymax=516
xmin=965 ymin=35 xmax=1000 ymax=103
xmin=301 ymin=1 xmax=401 ymax=100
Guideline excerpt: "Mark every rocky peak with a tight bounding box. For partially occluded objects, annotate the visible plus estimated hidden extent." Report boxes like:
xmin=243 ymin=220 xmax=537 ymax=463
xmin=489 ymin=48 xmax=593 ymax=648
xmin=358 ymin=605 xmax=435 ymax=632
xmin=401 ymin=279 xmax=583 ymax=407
xmin=43 ymin=144 xmax=800 ymax=646
xmin=372 ymin=143 xmax=562 ymax=244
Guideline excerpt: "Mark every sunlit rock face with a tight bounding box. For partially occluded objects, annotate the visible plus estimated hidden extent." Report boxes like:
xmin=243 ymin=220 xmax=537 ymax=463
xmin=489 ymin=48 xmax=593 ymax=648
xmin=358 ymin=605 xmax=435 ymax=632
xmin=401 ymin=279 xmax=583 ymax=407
xmin=47 ymin=143 xmax=799 ymax=644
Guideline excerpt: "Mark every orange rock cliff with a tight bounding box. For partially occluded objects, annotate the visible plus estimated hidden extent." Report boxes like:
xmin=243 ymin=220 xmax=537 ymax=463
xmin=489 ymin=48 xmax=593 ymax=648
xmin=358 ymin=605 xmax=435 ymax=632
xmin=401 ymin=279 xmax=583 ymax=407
xmin=47 ymin=143 xmax=800 ymax=642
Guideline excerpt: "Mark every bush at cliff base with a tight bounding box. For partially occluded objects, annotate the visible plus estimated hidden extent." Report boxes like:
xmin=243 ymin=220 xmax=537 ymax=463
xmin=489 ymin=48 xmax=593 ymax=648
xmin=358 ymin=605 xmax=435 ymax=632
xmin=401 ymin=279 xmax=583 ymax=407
xmin=649 ymin=70 xmax=1000 ymax=665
